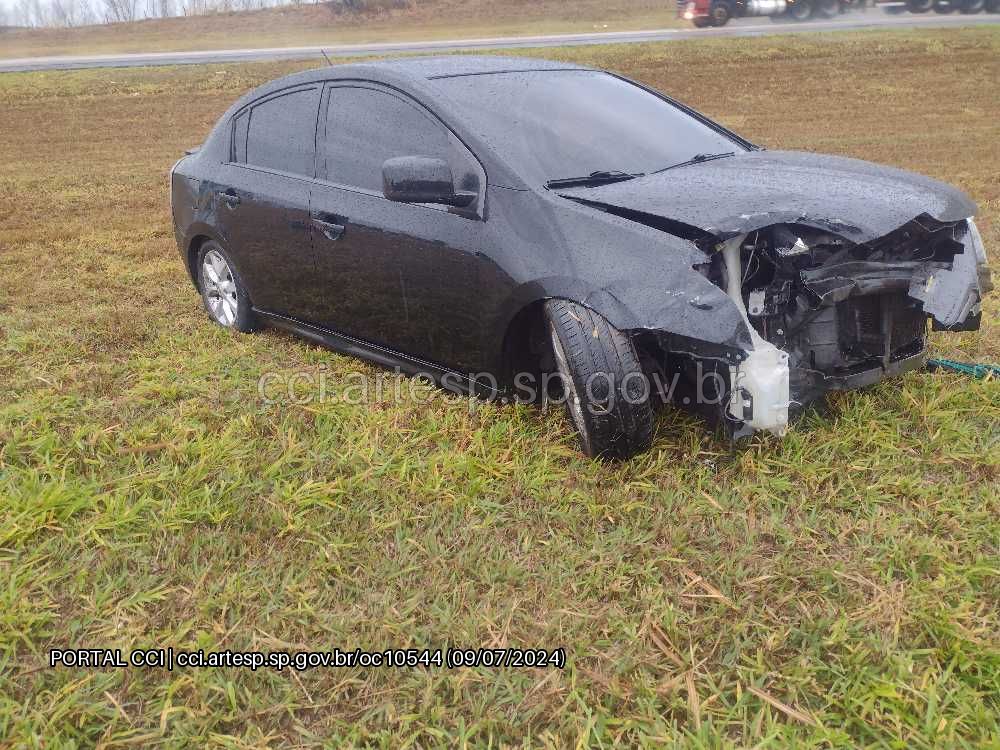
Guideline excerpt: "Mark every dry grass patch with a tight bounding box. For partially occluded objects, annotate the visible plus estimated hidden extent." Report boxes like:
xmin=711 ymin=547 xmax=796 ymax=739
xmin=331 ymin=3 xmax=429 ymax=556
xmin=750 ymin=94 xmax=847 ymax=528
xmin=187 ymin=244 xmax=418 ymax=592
xmin=0 ymin=0 xmax=680 ymax=58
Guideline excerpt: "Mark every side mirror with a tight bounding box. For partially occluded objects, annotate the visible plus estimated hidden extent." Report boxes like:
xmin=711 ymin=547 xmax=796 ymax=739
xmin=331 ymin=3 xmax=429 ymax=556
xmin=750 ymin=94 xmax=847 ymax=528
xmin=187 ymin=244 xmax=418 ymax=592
xmin=382 ymin=156 xmax=475 ymax=208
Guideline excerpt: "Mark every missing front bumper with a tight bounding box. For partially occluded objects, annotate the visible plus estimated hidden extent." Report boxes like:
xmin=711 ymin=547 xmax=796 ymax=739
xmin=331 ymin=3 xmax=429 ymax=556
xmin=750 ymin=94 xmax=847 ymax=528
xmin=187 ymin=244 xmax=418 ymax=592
xmin=790 ymin=348 xmax=927 ymax=404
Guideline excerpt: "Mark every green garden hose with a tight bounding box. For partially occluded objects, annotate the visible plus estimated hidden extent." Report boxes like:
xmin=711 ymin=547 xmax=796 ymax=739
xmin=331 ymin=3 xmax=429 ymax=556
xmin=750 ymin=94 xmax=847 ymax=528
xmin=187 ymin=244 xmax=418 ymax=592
xmin=926 ymin=358 xmax=1000 ymax=380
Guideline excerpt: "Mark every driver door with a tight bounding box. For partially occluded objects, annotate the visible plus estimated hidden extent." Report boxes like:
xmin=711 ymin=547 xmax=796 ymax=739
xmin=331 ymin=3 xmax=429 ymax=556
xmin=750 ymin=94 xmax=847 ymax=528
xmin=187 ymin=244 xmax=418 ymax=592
xmin=308 ymin=82 xmax=486 ymax=372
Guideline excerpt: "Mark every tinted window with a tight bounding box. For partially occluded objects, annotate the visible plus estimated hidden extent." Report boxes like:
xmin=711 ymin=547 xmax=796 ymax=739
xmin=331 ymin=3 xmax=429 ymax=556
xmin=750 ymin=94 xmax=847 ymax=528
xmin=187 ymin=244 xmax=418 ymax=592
xmin=323 ymin=86 xmax=451 ymax=192
xmin=244 ymin=87 xmax=319 ymax=176
xmin=435 ymin=71 xmax=744 ymax=185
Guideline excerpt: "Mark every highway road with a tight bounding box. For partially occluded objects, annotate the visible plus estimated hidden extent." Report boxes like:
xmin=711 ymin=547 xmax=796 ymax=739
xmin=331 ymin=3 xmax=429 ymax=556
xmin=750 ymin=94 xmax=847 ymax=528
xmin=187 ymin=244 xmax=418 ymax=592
xmin=1 ymin=10 xmax=998 ymax=73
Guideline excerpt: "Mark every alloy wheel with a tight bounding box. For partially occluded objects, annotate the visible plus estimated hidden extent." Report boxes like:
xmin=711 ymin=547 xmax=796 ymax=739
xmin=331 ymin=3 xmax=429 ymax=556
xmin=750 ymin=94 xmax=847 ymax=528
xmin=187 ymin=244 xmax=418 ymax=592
xmin=202 ymin=249 xmax=239 ymax=327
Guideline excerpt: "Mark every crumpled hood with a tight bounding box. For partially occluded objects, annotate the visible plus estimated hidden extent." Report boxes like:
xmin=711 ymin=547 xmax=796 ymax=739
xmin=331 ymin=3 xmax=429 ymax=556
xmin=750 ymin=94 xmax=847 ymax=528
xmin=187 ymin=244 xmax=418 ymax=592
xmin=557 ymin=149 xmax=976 ymax=242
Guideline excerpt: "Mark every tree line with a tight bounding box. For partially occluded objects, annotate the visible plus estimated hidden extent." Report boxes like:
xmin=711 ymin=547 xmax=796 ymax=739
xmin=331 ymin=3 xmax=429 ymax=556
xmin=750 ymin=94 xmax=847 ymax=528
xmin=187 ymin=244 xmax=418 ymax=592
xmin=0 ymin=0 xmax=405 ymax=28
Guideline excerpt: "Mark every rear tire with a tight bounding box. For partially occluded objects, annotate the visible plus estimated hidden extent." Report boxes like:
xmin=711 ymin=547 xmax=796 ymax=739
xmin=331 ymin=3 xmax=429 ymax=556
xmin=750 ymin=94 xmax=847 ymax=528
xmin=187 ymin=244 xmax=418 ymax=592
xmin=546 ymin=300 xmax=654 ymax=460
xmin=197 ymin=241 xmax=258 ymax=333
xmin=906 ymin=0 xmax=934 ymax=10
xmin=709 ymin=1 xmax=733 ymax=25
xmin=787 ymin=0 xmax=815 ymax=20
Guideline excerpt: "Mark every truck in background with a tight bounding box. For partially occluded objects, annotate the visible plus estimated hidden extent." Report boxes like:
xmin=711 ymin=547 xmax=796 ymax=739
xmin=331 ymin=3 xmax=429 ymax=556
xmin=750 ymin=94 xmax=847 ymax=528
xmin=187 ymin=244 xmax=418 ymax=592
xmin=678 ymin=0 xmax=999 ymax=27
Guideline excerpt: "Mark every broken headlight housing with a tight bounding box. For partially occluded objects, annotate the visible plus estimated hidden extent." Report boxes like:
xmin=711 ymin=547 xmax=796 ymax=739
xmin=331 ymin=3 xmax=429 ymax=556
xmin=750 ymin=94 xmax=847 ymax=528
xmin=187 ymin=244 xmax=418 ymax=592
xmin=967 ymin=218 xmax=993 ymax=293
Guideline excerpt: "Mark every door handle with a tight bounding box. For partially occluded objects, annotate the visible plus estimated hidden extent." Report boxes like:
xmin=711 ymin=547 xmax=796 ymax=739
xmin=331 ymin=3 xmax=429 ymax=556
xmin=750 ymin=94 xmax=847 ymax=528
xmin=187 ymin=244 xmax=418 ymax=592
xmin=313 ymin=217 xmax=346 ymax=242
xmin=219 ymin=191 xmax=240 ymax=209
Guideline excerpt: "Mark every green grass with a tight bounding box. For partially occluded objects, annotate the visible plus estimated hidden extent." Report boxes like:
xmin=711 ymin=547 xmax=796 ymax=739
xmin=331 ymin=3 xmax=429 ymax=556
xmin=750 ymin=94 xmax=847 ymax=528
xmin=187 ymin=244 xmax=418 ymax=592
xmin=1 ymin=27 xmax=999 ymax=748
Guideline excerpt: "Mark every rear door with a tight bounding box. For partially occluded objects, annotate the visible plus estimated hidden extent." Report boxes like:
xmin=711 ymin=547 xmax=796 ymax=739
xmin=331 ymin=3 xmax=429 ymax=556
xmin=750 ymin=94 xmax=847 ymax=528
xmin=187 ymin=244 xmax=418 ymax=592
xmin=309 ymin=82 xmax=487 ymax=372
xmin=214 ymin=85 xmax=320 ymax=316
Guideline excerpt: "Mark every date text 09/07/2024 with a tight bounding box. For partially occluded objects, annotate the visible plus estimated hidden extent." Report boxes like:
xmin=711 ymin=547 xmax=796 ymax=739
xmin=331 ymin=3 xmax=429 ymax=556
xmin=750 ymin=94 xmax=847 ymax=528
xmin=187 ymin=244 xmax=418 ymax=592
xmin=49 ymin=647 xmax=567 ymax=671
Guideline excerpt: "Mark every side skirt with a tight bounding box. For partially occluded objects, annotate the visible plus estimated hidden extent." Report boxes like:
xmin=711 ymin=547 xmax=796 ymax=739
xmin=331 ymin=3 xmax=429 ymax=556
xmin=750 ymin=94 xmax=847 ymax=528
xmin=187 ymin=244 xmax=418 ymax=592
xmin=253 ymin=309 xmax=500 ymax=399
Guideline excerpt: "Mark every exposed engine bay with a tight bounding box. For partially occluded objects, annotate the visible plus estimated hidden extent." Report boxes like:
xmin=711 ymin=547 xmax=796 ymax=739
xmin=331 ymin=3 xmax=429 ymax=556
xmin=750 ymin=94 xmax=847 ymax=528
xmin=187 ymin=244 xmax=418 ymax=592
xmin=556 ymin=150 xmax=990 ymax=440
xmin=708 ymin=216 xmax=989 ymax=436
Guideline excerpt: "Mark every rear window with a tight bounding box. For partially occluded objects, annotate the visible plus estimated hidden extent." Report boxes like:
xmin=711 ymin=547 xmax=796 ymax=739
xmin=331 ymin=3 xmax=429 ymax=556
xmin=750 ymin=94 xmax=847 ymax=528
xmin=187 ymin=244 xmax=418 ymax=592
xmin=240 ymin=87 xmax=319 ymax=177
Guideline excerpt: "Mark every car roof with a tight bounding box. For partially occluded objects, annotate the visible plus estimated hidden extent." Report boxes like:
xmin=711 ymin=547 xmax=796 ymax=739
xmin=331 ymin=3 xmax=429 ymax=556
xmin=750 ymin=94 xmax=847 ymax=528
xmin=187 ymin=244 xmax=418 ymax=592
xmin=367 ymin=54 xmax=595 ymax=79
xmin=209 ymin=55 xmax=603 ymax=189
xmin=248 ymin=54 xmax=596 ymax=93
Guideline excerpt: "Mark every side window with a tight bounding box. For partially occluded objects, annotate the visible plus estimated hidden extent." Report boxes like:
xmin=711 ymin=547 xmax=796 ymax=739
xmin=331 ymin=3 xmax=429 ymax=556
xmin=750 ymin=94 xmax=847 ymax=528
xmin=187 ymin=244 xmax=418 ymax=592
xmin=322 ymin=86 xmax=452 ymax=192
xmin=243 ymin=87 xmax=319 ymax=177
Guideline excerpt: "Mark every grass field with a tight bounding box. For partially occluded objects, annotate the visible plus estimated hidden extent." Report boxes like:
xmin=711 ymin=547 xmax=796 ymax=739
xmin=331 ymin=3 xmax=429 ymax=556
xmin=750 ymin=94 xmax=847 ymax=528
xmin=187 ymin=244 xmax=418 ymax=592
xmin=1 ymin=26 xmax=999 ymax=748
xmin=0 ymin=0 xmax=682 ymax=59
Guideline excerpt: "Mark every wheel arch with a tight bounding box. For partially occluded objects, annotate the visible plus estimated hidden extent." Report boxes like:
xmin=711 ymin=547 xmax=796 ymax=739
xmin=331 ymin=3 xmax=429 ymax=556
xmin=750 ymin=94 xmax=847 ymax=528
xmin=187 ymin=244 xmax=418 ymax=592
xmin=490 ymin=277 xmax=640 ymax=388
xmin=497 ymin=293 xmax=690 ymax=392
xmin=499 ymin=298 xmax=549 ymax=392
xmin=491 ymin=274 xmax=754 ymax=387
xmin=182 ymin=225 xmax=230 ymax=291
xmin=186 ymin=235 xmax=211 ymax=291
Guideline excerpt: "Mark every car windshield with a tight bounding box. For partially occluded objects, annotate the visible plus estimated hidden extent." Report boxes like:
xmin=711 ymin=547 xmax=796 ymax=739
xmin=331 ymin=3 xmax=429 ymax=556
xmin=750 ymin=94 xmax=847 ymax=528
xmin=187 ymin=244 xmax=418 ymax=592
xmin=434 ymin=70 xmax=746 ymax=187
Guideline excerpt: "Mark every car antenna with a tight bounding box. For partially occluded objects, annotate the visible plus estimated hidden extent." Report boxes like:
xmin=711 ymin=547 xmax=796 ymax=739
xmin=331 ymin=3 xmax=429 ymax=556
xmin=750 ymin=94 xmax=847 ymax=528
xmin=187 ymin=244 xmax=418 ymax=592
xmin=321 ymin=49 xmax=334 ymax=66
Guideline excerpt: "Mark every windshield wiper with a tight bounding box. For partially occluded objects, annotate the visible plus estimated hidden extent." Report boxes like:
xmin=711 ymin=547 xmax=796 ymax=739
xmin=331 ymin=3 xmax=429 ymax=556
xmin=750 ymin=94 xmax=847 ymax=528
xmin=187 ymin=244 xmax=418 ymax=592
xmin=652 ymin=151 xmax=737 ymax=174
xmin=545 ymin=170 xmax=644 ymax=189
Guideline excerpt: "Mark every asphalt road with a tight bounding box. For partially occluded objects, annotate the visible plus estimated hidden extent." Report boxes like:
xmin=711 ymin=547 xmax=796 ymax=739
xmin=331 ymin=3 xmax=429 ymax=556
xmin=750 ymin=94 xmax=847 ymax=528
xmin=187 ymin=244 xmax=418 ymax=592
xmin=1 ymin=10 xmax=998 ymax=73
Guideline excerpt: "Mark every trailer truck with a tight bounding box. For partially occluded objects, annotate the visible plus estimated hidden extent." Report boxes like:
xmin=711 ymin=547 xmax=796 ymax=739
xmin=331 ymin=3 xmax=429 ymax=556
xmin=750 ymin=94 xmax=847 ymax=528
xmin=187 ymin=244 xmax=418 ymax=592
xmin=679 ymin=0 xmax=999 ymax=27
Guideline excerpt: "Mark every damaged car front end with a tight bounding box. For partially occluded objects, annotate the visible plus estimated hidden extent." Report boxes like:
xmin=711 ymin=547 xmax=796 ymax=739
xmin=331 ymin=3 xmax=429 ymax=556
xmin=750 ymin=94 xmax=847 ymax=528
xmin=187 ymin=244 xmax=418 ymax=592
xmin=559 ymin=150 xmax=991 ymax=439
xmin=713 ymin=216 xmax=988 ymax=437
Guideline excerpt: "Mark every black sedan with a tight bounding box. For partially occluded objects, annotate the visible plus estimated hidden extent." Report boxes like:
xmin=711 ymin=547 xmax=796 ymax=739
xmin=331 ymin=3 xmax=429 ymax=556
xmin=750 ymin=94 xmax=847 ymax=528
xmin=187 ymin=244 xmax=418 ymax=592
xmin=171 ymin=55 xmax=990 ymax=459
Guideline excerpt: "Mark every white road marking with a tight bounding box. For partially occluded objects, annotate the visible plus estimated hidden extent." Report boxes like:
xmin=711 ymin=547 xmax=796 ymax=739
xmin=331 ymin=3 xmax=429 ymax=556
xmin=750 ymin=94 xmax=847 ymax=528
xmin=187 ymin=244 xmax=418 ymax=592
xmin=1 ymin=12 xmax=997 ymax=72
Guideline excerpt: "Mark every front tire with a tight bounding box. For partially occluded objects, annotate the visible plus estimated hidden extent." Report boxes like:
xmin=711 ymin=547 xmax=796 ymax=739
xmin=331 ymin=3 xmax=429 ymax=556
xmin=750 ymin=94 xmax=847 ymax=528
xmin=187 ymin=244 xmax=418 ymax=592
xmin=197 ymin=241 xmax=258 ymax=332
xmin=546 ymin=300 xmax=653 ymax=460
